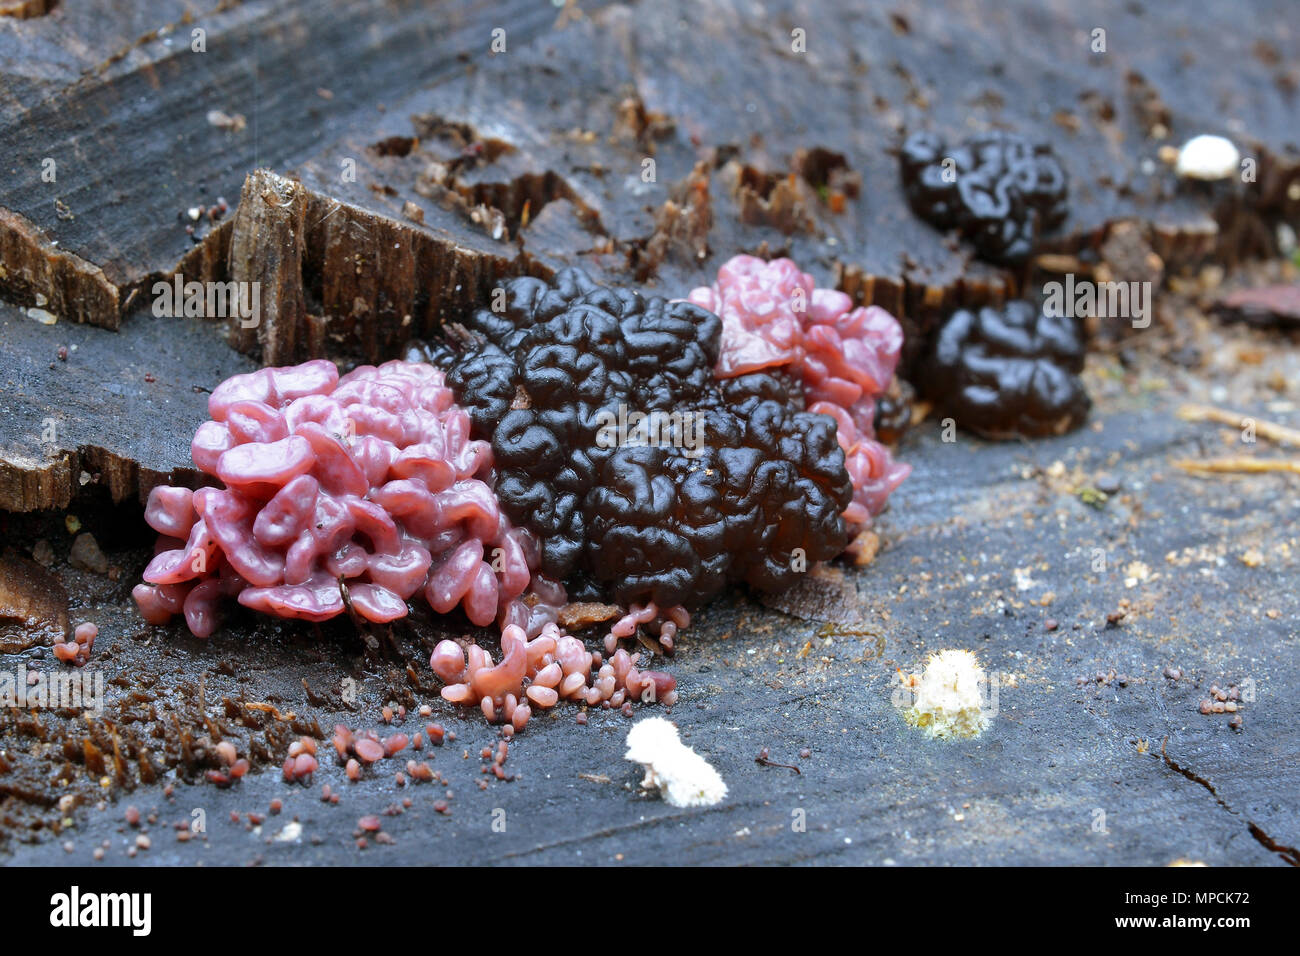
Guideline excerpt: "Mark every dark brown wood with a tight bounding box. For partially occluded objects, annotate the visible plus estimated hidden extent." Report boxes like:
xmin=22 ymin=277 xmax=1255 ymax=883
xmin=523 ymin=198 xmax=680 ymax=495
xmin=226 ymin=169 xmax=309 ymax=362
xmin=0 ymin=0 xmax=54 ymax=19
xmin=0 ymin=551 xmax=67 ymax=652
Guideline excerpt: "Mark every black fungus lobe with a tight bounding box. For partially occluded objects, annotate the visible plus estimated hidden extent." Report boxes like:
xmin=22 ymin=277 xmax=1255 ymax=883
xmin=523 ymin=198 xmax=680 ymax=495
xmin=408 ymin=268 xmax=852 ymax=607
xmin=918 ymin=300 xmax=1090 ymax=439
xmin=900 ymin=130 xmax=1069 ymax=265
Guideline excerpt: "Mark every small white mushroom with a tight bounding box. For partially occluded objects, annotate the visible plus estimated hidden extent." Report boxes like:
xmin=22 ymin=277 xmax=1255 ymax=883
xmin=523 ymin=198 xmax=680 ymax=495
xmin=1174 ymin=134 xmax=1240 ymax=181
xmin=624 ymin=717 xmax=727 ymax=807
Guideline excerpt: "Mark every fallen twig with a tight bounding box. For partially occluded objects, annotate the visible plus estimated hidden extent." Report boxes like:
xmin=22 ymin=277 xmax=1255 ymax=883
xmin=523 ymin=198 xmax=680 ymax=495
xmin=1177 ymin=403 xmax=1300 ymax=448
xmin=755 ymin=747 xmax=801 ymax=775
xmin=1173 ymin=457 xmax=1300 ymax=476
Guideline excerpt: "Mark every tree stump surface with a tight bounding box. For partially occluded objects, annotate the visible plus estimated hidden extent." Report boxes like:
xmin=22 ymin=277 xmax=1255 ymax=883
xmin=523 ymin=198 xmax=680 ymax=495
xmin=0 ymin=0 xmax=1297 ymax=865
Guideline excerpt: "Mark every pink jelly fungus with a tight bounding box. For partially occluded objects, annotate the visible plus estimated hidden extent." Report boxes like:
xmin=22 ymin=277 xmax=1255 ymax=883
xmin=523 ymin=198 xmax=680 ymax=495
xmin=689 ymin=255 xmax=911 ymax=530
xmin=135 ymin=363 xmax=691 ymax=731
xmin=134 ymin=359 xmax=539 ymax=636
xmin=55 ymin=621 xmax=99 ymax=666
xmin=428 ymin=622 xmax=670 ymax=727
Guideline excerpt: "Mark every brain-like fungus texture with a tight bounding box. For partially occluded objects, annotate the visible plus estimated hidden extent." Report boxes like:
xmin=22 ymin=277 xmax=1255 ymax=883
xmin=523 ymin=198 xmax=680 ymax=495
xmin=412 ymin=267 xmax=856 ymax=609
xmin=900 ymin=130 xmax=1069 ymax=265
xmin=687 ymin=254 xmax=910 ymax=534
xmin=919 ymin=301 xmax=1090 ymax=440
xmin=133 ymin=360 xmax=543 ymax=637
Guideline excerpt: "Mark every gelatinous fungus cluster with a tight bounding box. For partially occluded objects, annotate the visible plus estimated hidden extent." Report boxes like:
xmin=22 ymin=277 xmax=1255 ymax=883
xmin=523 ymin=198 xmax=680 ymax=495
xmin=900 ymin=131 xmax=1069 ymax=265
xmin=412 ymin=266 xmax=856 ymax=609
xmin=133 ymin=261 xmax=916 ymax=729
xmin=688 ymin=255 xmax=910 ymax=539
xmin=133 ymin=360 xmax=544 ymax=637
xmin=430 ymin=623 xmax=678 ymax=731
xmin=918 ymin=301 xmax=1090 ymax=439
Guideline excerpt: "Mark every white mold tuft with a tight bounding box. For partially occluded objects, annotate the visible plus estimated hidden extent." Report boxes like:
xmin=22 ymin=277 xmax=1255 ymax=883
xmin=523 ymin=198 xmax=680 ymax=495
xmin=625 ymin=717 xmax=727 ymax=808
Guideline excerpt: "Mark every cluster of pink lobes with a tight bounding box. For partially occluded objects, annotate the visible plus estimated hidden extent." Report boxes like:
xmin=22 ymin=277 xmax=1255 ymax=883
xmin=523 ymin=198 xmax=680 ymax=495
xmin=688 ymin=254 xmax=912 ymax=531
xmin=430 ymin=623 xmax=677 ymax=731
xmin=132 ymin=359 xmax=542 ymax=639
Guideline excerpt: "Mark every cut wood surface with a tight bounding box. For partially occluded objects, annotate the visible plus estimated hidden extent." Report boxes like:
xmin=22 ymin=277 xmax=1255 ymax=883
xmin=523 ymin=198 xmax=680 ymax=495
xmin=0 ymin=0 xmax=1298 ymax=865
xmin=3 ymin=324 xmax=1298 ymax=865
xmin=1 ymin=0 xmax=1296 ymax=332
xmin=0 ymin=304 xmax=253 ymax=511
xmin=2 ymin=0 xmax=1298 ymax=510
